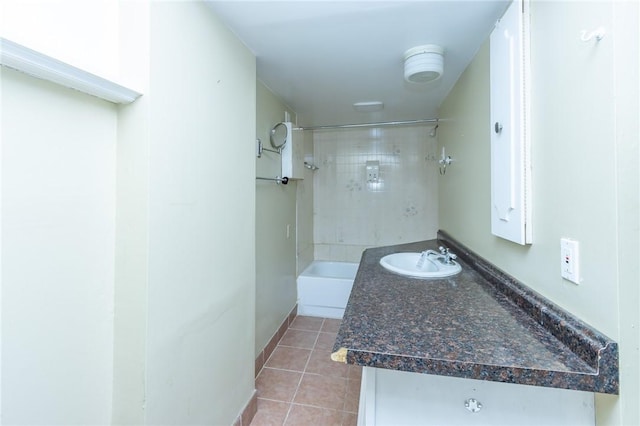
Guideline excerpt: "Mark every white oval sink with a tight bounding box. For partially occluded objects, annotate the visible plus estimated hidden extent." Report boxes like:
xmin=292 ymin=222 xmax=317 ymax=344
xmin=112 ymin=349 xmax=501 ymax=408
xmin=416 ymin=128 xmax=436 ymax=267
xmin=379 ymin=251 xmax=461 ymax=278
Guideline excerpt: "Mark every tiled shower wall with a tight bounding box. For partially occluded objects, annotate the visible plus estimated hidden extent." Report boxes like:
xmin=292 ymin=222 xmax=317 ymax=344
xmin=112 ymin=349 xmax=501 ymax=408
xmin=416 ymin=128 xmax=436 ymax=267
xmin=313 ymin=125 xmax=439 ymax=262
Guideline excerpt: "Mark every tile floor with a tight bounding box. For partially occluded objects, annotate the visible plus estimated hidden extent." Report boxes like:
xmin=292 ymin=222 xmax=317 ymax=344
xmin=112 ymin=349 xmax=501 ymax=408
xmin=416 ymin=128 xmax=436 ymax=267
xmin=251 ymin=316 xmax=362 ymax=426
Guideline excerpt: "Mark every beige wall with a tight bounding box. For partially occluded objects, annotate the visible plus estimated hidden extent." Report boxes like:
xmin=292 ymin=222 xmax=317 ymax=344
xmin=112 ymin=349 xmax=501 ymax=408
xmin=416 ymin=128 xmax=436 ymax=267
xmin=141 ymin=3 xmax=256 ymax=424
xmin=255 ymin=82 xmax=298 ymax=357
xmin=1 ymin=68 xmax=117 ymax=425
xmin=1 ymin=2 xmax=120 ymax=423
xmin=112 ymin=2 xmax=150 ymax=423
xmin=439 ymin=2 xmax=638 ymax=425
xmin=313 ymin=126 xmax=439 ymax=263
xmin=2 ymin=1 xmax=257 ymax=425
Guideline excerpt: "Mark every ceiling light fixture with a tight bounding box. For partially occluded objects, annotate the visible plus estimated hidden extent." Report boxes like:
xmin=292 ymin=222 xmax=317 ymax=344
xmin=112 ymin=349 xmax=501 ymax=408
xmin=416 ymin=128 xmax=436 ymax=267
xmin=404 ymin=45 xmax=444 ymax=83
xmin=353 ymin=101 xmax=384 ymax=112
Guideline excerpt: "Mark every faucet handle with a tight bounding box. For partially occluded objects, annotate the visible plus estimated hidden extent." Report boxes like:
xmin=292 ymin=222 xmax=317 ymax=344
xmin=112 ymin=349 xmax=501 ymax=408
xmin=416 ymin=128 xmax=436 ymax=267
xmin=439 ymin=246 xmax=457 ymax=263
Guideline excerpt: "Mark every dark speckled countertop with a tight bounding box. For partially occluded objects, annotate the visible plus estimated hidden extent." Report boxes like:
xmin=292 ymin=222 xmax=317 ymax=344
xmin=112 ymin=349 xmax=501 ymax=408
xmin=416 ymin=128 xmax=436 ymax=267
xmin=332 ymin=231 xmax=619 ymax=394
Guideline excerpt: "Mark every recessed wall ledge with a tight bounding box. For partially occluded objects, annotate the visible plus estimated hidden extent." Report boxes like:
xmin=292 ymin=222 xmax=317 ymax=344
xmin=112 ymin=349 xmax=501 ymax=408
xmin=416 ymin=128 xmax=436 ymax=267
xmin=333 ymin=230 xmax=619 ymax=394
xmin=0 ymin=37 xmax=142 ymax=104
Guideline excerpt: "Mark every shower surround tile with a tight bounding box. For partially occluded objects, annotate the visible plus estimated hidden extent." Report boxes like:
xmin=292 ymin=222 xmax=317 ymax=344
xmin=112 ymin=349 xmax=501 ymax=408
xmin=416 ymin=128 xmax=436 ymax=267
xmin=296 ymin=129 xmax=315 ymax=275
xmin=313 ymin=125 xmax=439 ymax=262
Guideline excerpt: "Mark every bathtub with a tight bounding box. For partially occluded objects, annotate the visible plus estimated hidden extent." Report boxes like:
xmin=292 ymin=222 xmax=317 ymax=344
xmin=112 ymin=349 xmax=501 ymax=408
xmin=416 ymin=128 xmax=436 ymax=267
xmin=297 ymin=261 xmax=359 ymax=319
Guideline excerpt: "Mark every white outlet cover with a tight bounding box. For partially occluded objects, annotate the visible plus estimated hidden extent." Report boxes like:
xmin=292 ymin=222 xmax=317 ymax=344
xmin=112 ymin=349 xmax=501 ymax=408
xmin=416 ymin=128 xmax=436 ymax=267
xmin=561 ymin=238 xmax=580 ymax=284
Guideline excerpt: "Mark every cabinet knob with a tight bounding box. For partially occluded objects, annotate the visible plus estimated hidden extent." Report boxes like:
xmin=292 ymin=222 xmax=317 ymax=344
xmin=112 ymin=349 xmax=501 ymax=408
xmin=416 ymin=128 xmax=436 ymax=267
xmin=494 ymin=122 xmax=503 ymax=134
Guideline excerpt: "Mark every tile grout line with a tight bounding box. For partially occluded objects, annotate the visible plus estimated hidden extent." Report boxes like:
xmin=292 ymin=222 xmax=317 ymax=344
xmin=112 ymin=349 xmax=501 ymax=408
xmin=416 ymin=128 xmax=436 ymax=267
xmin=254 ymin=317 xmax=358 ymax=425
xmin=281 ymin=318 xmax=324 ymax=425
xmin=255 ymin=315 xmax=305 ymax=425
xmin=302 ymin=318 xmax=353 ymax=422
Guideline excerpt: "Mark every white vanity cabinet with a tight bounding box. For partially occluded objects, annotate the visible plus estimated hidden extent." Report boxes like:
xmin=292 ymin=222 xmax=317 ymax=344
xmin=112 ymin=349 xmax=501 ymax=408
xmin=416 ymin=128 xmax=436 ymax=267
xmin=358 ymin=367 xmax=594 ymax=426
xmin=489 ymin=0 xmax=532 ymax=245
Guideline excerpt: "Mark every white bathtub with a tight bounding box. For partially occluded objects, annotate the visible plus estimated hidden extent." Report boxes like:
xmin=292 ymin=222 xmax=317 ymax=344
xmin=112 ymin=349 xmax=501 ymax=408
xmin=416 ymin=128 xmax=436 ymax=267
xmin=297 ymin=261 xmax=359 ymax=319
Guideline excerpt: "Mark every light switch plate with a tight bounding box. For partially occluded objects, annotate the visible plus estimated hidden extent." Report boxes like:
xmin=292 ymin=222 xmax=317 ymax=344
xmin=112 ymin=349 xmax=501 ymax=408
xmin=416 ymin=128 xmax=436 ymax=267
xmin=561 ymin=238 xmax=580 ymax=284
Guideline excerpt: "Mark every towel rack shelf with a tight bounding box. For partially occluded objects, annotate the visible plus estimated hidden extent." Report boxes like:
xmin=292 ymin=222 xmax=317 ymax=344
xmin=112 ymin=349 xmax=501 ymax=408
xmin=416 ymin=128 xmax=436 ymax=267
xmin=256 ymin=176 xmax=289 ymax=185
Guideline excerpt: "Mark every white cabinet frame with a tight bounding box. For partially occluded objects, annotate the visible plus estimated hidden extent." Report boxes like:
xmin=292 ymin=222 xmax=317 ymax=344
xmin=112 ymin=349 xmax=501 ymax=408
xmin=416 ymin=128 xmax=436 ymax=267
xmin=489 ymin=0 xmax=532 ymax=245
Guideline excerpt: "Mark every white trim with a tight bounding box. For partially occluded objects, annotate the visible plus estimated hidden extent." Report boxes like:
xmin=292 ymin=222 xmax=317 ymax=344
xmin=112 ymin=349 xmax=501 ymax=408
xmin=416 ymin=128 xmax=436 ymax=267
xmin=358 ymin=367 xmax=376 ymax=426
xmin=0 ymin=38 xmax=142 ymax=104
xmin=489 ymin=0 xmax=532 ymax=245
xmin=296 ymin=304 xmax=344 ymax=319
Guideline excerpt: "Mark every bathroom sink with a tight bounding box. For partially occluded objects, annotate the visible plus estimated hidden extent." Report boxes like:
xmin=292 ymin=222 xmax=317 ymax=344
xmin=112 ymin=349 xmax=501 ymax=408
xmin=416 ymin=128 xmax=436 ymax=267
xmin=379 ymin=251 xmax=461 ymax=278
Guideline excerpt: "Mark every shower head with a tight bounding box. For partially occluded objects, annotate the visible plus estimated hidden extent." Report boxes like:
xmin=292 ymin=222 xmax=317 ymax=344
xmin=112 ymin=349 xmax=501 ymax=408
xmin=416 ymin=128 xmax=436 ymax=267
xmin=429 ymin=124 xmax=439 ymax=138
xmin=304 ymin=161 xmax=319 ymax=171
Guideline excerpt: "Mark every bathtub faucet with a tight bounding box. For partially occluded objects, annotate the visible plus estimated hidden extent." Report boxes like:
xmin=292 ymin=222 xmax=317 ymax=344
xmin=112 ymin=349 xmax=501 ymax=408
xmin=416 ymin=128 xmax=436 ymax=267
xmin=438 ymin=246 xmax=458 ymax=264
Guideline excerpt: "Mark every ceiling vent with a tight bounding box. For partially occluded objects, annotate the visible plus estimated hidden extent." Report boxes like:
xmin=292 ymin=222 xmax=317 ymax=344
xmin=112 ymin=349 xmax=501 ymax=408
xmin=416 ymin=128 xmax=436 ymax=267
xmin=404 ymin=45 xmax=444 ymax=83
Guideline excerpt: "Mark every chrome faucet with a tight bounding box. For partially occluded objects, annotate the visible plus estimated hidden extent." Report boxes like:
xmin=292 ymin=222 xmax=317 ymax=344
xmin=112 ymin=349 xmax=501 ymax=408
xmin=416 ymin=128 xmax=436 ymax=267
xmin=416 ymin=249 xmax=439 ymax=269
xmin=438 ymin=246 xmax=457 ymax=264
xmin=416 ymin=251 xmax=429 ymax=269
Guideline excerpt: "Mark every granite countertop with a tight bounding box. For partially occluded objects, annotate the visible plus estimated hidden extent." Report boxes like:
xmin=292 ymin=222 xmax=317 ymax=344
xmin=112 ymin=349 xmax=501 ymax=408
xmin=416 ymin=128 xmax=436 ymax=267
xmin=332 ymin=231 xmax=619 ymax=394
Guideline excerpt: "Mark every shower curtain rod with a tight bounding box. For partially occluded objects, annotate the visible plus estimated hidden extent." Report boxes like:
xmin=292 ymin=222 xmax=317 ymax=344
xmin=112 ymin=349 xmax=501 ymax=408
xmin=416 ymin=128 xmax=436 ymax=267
xmin=301 ymin=118 xmax=438 ymax=131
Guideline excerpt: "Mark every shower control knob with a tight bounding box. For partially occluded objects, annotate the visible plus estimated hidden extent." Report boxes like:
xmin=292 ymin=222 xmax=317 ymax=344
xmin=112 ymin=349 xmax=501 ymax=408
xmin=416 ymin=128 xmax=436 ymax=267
xmin=494 ymin=122 xmax=503 ymax=134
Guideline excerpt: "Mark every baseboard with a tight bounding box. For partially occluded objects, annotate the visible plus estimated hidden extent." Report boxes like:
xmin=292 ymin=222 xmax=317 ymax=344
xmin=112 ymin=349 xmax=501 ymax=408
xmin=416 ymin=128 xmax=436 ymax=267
xmin=254 ymin=304 xmax=298 ymax=378
xmin=232 ymin=389 xmax=257 ymax=426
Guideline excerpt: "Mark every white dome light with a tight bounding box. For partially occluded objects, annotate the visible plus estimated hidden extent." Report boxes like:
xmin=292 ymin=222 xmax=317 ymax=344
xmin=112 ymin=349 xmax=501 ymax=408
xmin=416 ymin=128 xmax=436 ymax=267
xmin=353 ymin=101 xmax=384 ymax=112
xmin=404 ymin=45 xmax=444 ymax=83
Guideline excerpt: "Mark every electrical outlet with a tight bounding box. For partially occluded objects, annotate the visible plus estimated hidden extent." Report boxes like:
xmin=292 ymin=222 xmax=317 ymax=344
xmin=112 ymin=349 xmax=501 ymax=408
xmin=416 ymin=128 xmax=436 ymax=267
xmin=366 ymin=160 xmax=379 ymax=183
xmin=560 ymin=238 xmax=580 ymax=284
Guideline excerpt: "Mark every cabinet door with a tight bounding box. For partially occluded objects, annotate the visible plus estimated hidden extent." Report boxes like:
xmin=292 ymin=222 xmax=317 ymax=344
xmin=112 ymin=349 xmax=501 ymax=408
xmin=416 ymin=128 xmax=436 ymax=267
xmin=490 ymin=0 xmax=532 ymax=244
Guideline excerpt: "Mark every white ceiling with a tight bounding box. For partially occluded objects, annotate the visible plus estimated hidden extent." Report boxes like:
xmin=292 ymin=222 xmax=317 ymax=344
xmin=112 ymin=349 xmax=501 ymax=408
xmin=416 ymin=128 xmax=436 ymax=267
xmin=207 ymin=1 xmax=509 ymax=128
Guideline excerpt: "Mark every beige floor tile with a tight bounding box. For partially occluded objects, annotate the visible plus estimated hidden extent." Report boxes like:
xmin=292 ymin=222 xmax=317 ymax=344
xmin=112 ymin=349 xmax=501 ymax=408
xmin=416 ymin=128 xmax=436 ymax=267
xmin=321 ymin=318 xmax=342 ymax=333
xmin=279 ymin=329 xmax=318 ymax=349
xmin=250 ymin=399 xmax=290 ymax=426
xmin=252 ymin=316 xmax=360 ymax=425
xmin=342 ymin=411 xmax=358 ymax=426
xmin=293 ymin=373 xmax=348 ymax=411
xmin=347 ymin=365 xmax=362 ymax=381
xmin=306 ymin=350 xmax=349 ymax=378
xmin=256 ymin=368 xmax=302 ymax=402
xmin=344 ymin=380 xmax=361 ymax=413
xmin=290 ymin=316 xmax=324 ymax=331
xmin=315 ymin=332 xmax=338 ymax=351
xmin=265 ymin=346 xmax=312 ymax=372
xmin=284 ymin=404 xmax=343 ymax=426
